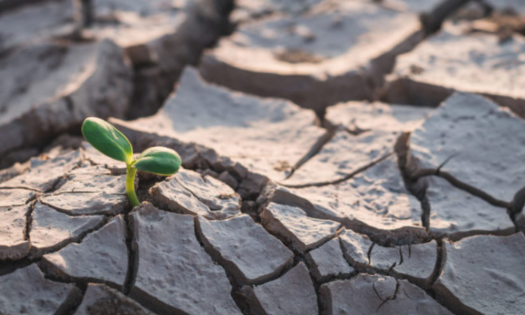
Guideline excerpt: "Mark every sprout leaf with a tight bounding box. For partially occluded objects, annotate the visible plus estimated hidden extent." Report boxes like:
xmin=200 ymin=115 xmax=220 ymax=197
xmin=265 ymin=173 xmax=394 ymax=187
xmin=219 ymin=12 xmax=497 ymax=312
xmin=81 ymin=117 xmax=134 ymax=165
xmin=133 ymin=147 xmax=181 ymax=176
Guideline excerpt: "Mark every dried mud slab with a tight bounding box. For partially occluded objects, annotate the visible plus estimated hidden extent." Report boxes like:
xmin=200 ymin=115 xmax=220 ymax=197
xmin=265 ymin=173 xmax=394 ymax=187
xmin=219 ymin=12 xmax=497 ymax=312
xmin=69 ymin=164 xmax=112 ymax=176
xmin=0 ymin=0 xmax=73 ymax=53
xmin=129 ymin=203 xmax=242 ymax=315
xmin=0 ymin=0 xmax=231 ymax=118
xmin=320 ymin=274 xmax=454 ymax=315
xmin=196 ymin=214 xmax=294 ymax=285
xmin=484 ymin=0 xmax=525 ymax=14
xmin=0 ymin=204 xmax=30 ymax=260
xmin=82 ymin=143 xmax=127 ymax=174
xmin=381 ymin=0 xmax=445 ymax=13
xmin=0 ymin=150 xmax=82 ymax=192
xmin=340 ymin=229 xmax=438 ymax=288
xmin=242 ymin=262 xmax=318 ymax=315
xmin=0 ymin=264 xmax=81 ymax=315
xmin=39 ymin=164 xmax=129 ymax=215
xmin=55 ymin=173 xmax=127 ymax=194
xmin=305 ymin=237 xmax=355 ymax=283
xmin=0 ymin=38 xmax=132 ymax=156
xmin=386 ymin=25 xmax=525 ymax=118
xmin=282 ymin=129 xmax=397 ymax=186
xmin=40 ymin=193 xmax=128 ymax=216
xmin=29 ymin=202 xmax=104 ymax=258
xmin=74 ymin=283 xmax=153 ymax=315
xmin=433 ymin=233 xmax=525 ymax=315
xmin=231 ymin=0 xmax=322 ymax=23
xmin=261 ymin=202 xmax=341 ymax=253
xmin=123 ymin=68 xmax=326 ymax=181
xmin=326 ymin=101 xmax=433 ymax=132
xmin=0 ymin=188 xmax=35 ymax=207
xmin=425 ymin=176 xmax=515 ymax=239
xmin=264 ymin=156 xmax=425 ymax=241
xmin=408 ymin=92 xmax=525 ymax=203
xmin=200 ymin=0 xmax=424 ymax=113
xmin=41 ymin=215 xmax=128 ymax=290
xmin=150 ymin=168 xmax=241 ymax=220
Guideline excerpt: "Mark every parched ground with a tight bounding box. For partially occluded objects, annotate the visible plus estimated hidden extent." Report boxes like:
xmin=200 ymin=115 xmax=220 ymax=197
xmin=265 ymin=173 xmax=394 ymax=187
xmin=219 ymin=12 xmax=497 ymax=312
xmin=1 ymin=1 xmax=525 ymax=315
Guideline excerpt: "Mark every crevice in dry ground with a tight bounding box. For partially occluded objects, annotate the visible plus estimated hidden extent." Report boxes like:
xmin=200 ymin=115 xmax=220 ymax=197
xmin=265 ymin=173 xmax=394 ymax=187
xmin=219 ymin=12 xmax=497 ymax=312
xmin=280 ymin=152 xmax=393 ymax=189
xmin=394 ymin=131 xmax=518 ymax=240
xmin=420 ymin=0 xmax=471 ymax=34
xmin=36 ymin=262 xmax=88 ymax=315
xmin=411 ymin=168 xmax=511 ymax=208
xmin=0 ymin=212 xmax=111 ymax=278
xmin=191 ymin=216 xmax=251 ymax=315
xmin=429 ymin=239 xmax=445 ymax=289
xmin=123 ymin=207 xmax=138 ymax=296
xmin=23 ymin=200 xmax=36 ymax=241
xmin=285 ymin=128 xmax=336 ymax=180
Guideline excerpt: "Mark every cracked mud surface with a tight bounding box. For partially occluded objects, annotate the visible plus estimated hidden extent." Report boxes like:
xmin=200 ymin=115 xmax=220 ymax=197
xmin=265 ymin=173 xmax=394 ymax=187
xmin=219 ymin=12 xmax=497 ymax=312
xmin=1 ymin=0 xmax=525 ymax=315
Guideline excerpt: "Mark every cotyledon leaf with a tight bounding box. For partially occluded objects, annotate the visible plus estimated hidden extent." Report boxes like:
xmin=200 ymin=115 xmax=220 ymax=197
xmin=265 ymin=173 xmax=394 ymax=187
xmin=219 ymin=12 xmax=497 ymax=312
xmin=81 ymin=117 xmax=134 ymax=164
xmin=133 ymin=147 xmax=181 ymax=176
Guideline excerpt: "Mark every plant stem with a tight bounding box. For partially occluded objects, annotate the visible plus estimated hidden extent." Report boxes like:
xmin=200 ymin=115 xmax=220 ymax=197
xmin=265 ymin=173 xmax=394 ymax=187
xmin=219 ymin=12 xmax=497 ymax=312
xmin=126 ymin=166 xmax=140 ymax=207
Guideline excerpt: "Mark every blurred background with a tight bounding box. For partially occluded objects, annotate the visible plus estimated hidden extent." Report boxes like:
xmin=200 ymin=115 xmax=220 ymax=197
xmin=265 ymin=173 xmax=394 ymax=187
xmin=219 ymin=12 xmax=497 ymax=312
xmin=0 ymin=0 xmax=523 ymax=170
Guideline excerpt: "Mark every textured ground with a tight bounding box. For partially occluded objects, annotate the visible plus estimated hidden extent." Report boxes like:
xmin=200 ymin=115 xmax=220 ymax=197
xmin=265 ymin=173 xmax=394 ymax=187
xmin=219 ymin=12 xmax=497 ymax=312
xmin=1 ymin=0 xmax=525 ymax=315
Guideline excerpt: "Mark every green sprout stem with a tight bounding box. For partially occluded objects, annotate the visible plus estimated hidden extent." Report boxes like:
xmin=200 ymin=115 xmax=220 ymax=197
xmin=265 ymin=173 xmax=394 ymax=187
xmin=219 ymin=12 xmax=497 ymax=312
xmin=82 ymin=118 xmax=181 ymax=207
xmin=126 ymin=165 xmax=140 ymax=207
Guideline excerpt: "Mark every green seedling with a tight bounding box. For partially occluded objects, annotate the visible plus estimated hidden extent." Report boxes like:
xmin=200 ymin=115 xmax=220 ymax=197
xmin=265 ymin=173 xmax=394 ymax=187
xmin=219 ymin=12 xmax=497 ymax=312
xmin=81 ymin=117 xmax=181 ymax=207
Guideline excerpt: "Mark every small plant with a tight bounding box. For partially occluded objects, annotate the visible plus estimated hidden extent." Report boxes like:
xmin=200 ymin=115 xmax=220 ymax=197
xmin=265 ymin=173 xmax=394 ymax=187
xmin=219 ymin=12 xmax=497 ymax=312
xmin=82 ymin=117 xmax=181 ymax=207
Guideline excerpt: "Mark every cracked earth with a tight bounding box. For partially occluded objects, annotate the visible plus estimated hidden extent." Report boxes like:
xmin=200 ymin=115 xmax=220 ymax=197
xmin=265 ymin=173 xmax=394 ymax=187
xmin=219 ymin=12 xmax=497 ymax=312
xmin=1 ymin=0 xmax=525 ymax=314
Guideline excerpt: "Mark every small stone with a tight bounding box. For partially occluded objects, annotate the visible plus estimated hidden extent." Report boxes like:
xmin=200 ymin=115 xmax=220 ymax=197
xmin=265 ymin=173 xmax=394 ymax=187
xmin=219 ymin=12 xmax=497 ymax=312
xmin=227 ymin=161 xmax=248 ymax=180
xmin=196 ymin=214 xmax=294 ymax=285
xmin=238 ymin=172 xmax=269 ymax=200
xmin=200 ymin=168 xmax=220 ymax=179
xmin=433 ymin=233 xmax=525 ymax=315
xmin=243 ymin=262 xmax=318 ymax=315
xmin=305 ymin=237 xmax=355 ymax=283
xmin=0 ymin=189 xmax=35 ymax=207
xmin=320 ymin=274 xmax=453 ymax=315
xmin=0 ymin=150 xmax=82 ymax=192
xmin=29 ymin=202 xmax=104 ymax=258
xmin=129 ymin=203 xmax=242 ymax=315
xmin=74 ymin=283 xmax=153 ymax=315
xmin=41 ymin=216 xmax=128 ymax=290
xmin=218 ymin=171 xmax=239 ymax=189
xmin=40 ymin=193 xmax=128 ymax=216
xmin=150 ymin=169 xmax=241 ymax=219
xmin=0 ymin=264 xmax=81 ymax=315
xmin=261 ymin=202 xmax=341 ymax=253
xmin=0 ymin=204 xmax=30 ymax=260
xmin=283 ymin=130 xmax=397 ymax=186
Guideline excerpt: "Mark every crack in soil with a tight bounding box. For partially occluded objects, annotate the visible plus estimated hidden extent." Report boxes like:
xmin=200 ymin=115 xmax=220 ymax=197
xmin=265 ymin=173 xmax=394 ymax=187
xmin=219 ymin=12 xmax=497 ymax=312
xmin=279 ymin=152 xmax=394 ymax=188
